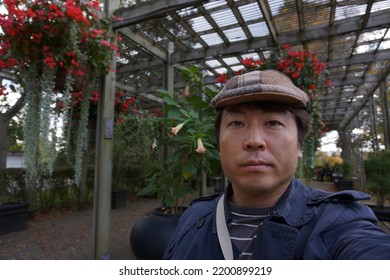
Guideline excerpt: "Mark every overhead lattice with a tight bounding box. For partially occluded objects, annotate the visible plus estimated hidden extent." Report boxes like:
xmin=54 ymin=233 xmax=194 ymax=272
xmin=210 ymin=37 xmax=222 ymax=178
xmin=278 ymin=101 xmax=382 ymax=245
xmin=113 ymin=0 xmax=390 ymax=133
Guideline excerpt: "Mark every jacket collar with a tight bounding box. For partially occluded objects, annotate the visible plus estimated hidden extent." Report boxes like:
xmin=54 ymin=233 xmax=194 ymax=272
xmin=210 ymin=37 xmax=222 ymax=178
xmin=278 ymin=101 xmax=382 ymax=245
xmin=268 ymin=179 xmax=371 ymax=227
xmin=217 ymin=178 xmax=371 ymax=230
xmin=223 ymin=179 xmax=317 ymax=228
xmin=270 ymin=179 xmax=317 ymax=227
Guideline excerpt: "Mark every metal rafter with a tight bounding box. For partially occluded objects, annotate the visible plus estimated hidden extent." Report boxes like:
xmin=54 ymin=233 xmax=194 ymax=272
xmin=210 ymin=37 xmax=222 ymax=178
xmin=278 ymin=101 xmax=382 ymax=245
xmin=112 ymin=0 xmax=390 ymax=133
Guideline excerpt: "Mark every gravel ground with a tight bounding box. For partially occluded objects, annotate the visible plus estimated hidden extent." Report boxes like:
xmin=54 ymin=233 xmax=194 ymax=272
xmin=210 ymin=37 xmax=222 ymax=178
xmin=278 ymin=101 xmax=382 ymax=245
xmin=0 ymin=197 xmax=160 ymax=260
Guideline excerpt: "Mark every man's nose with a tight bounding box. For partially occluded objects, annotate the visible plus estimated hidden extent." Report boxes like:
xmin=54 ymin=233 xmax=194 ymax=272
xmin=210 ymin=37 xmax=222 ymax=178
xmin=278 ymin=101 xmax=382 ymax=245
xmin=244 ymin=126 xmax=266 ymax=150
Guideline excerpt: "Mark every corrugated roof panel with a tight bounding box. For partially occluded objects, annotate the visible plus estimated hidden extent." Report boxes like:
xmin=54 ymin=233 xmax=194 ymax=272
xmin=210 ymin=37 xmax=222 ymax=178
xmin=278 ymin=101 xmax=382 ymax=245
xmin=371 ymin=0 xmax=390 ymax=12
xmin=205 ymin=59 xmax=222 ymax=68
xmin=231 ymin=65 xmax=245 ymax=72
xmin=358 ymin=29 xmax=387 ymax=43
xmin=238 ymin=3 xmax=262 ymax=21
xmin=223 ymin=27 xmax=247 ymax=42
xmin=176 ymin=6 xmax=198 ymax=17
xmin=241 ymin=53 xmax=260 ymax=60
xmin=200 ymin=33 xmax=224 ymax=46
xmin=191 ymin=16 xmax=213 ymax=32
xmin=353 ymin=43 xmax=379 ymax=54
xmin=211 ymin=8 xmax=238 ymax=27
xmin=204 ymin=0 xmax=227 ymax=10
xmin=215 ymin=67 xmax=228 ymax=74
xmin=334 ymin=3 xmax=367 ymax=21
xmin=247 ymin=22 xmax=269 ymax=37
xmin=379 ymin=40 xmax=390 ymax=50
xmin=269 ymin=0 xmax=290 ymax=16
xmin=222 ymin=57 xmax=240 ymax=65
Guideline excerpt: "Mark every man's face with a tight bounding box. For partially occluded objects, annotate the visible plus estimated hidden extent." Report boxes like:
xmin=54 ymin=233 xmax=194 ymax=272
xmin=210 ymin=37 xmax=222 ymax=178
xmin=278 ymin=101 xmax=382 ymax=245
xmin=219 ymin=103 xmax=302 ymax=207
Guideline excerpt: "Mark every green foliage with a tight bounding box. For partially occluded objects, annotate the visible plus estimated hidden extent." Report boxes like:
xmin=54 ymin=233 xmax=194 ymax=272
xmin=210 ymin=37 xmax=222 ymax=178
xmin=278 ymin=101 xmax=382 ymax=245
xmin=333 ymin=159 xmax=354 ymax=178
xmin=0 ymin=168 xmax=26 ymax=203
xmin=364 ymin=150 xmax=390 ymax=207
xmin=296 ymin=136 xmax=316 ymax=181
xmin=0 ymin=167 xmax=94 ymax=211
xmin=340 ymin=159 xmax=354 ymax=178
xmin=137 ymin=65 xmax=221 ymax=213
xmin=113 ymin=115 xmax=160 ymax=191
xmin=7 ymin=118 xmax=24 ymax=151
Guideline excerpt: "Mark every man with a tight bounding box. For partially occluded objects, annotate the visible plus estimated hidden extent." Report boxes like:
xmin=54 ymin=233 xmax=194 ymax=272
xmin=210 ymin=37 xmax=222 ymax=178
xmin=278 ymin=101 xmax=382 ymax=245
xmin=163 ymin=70 xmax=390 ymax=260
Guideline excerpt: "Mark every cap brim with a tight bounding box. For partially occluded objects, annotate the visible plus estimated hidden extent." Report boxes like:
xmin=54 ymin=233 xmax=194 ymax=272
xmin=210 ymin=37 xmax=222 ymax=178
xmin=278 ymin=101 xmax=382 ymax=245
xmin=214 ymin=91 xmax=306 ymax=108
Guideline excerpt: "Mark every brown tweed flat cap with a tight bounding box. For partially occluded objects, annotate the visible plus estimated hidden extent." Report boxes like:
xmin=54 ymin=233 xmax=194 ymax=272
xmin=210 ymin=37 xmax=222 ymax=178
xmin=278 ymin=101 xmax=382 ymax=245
xmin=211 ymin=70 xmax=309 ymax=109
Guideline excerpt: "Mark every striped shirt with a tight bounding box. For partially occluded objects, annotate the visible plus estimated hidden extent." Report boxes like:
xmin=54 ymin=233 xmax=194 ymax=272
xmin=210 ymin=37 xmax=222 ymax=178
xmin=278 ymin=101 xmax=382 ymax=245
xmin=227 ymin=201 xmax=273 ymax=259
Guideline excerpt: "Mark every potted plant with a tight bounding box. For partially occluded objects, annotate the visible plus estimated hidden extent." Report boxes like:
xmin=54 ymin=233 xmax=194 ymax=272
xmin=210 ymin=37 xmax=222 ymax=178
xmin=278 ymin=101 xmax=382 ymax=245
xmin=111 ymin=112 xmax=161 ymax=209
xmin=333 ymin=159 xmax=354 ymax=190
xmin=0 ymin=0 xmax=120 ymax=209
xmin=0 ymin=168 xmax=29 ymax=235
xmin=364 ymin=150 xmax=390 ymax=221
xmin=130 ymin=65 xmax=221 ymax=259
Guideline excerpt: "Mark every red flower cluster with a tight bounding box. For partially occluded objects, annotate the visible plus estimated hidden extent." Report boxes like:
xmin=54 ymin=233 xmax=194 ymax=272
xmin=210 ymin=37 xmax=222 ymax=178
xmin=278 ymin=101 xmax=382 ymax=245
xmin=0 ymin=0 xmax=119 ymax=77
xmin=0 ymin=85 xmax=8 ymax=97
xmin=217 ymin=44 xmax=332 ymax=96
xmin=61 ymin=90 xmax=138 ymax=125
xmin=63 ymin=89 xmax=162 ymax=126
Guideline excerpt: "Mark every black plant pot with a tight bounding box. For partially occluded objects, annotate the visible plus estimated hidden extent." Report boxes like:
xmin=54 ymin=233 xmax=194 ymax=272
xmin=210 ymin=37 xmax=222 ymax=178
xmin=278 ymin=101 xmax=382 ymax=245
xmin=335 ymin=178 xmax=354 ymax=191
xmin=111 ymin=190 xmax=128 ymax=209
xmin=368 ymin=206 xmax=390 ymax=222
xmin=130 ymin=207 xmax=183 ymax=260
xmin=0 ymin=202 xmax=29 ymax=236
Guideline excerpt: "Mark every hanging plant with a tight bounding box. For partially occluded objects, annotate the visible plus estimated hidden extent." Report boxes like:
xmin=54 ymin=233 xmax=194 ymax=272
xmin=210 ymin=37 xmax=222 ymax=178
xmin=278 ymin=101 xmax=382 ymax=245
xmin=217 ymin=44 xmax=332 ymax=180
xmin=0 ymin=0 xmax=121 ymax=200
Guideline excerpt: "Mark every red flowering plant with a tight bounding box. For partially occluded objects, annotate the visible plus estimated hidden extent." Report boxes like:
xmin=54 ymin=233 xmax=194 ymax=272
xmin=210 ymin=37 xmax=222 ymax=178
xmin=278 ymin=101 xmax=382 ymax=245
xmin=0 ymin=0 xmax=121 ymax=195
xmin=67 ymin=90 xmax=137 ymax=123
xmin=0 ymin=0 xmax=118 ymax=78
xmin=217 ymin=44 xmax=332 ymax=180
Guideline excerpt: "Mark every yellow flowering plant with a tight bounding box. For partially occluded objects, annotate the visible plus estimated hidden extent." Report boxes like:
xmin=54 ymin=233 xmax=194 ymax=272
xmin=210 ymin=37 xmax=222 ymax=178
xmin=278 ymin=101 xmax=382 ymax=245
xmin=137 ymin=66 xmax=220 ymax=213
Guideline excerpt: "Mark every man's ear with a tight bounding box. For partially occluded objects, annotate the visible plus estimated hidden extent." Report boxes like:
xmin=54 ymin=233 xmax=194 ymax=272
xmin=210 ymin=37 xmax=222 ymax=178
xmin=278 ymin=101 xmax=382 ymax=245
xmin=298 ymin=149 xmax=303 ymax=159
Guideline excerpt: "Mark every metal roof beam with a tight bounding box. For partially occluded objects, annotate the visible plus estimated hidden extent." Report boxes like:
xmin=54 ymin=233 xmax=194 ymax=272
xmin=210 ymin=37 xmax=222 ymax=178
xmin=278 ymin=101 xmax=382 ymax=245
xmin=112 ymin=0 xmax=207 ymax=30
xmin=119 ymin=28 xmax=167 ymax=61
xmin=257 ymin=0 xmax=278 ymax=44
xmin=117 ymin=9 xmax=390 ymax=74
xmin=339 ymin=61 xmax=390 ymax=131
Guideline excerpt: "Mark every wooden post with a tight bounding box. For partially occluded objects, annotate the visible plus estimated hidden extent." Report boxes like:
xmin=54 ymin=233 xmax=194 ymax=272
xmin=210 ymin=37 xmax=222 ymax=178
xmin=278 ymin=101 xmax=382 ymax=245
xmin=92 ymin=0 xmax=116 ymax=260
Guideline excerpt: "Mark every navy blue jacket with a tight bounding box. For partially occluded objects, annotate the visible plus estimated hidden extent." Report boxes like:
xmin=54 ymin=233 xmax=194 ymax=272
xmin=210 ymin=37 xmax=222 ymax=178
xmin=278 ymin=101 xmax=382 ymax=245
xmin=163 ymin=179 xmax=390 ymax=259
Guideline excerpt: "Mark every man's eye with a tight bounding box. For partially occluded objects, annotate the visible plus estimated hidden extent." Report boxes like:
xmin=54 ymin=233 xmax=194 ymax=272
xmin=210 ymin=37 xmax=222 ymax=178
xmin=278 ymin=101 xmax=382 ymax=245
xmin=228 ymin=120 xmax=244 ymax=127
xmin=267 ymin=120 xmax=283 ymax=126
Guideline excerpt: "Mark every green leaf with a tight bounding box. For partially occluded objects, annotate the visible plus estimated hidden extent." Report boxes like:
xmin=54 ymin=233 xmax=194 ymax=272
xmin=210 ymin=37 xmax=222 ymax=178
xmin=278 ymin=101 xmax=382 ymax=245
xmin=182 ymin=163 xmax=197 ymax=177
xmin=137 ymin=181 xmax=157 ymax=196
xmin=187 ymin=65 xmax=203 ymax=79
xmin=164 ymin=196 xmax=175 ymax=207
xmin=156 ymin=89 xmax=171 ymax=96
xmin=187 ymin=95 xmax=208 ymax=109
xmin=162 ymin=95 xmax=178 ymax=106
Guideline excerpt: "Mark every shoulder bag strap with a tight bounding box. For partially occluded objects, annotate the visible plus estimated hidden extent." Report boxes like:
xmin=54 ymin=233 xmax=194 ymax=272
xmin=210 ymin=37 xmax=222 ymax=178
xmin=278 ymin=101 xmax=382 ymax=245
xmin=216 ymin=194 xmax=234 ymax=260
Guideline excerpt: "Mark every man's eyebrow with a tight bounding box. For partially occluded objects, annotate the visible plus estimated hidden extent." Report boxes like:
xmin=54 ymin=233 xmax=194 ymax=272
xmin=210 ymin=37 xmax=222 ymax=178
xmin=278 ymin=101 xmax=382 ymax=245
xmin=224 ymin=106 xmax=245 ymax=115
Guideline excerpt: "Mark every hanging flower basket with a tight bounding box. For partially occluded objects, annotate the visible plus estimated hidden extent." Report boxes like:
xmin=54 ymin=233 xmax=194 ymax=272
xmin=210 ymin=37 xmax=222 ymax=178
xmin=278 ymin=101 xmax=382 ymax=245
xmin=0 ymin=0 xmax=120 ymax=202
xmin=54 ymin=57 xmax=91 ymax=93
